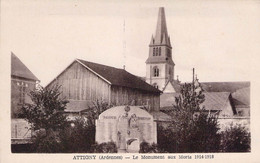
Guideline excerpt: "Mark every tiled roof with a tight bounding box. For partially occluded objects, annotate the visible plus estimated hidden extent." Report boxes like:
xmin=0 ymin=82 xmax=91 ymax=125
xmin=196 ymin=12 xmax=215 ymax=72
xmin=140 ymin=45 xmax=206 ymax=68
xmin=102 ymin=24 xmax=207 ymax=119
xmin=11 ymin=52 xmax=39 ymax=81
xmin=160 ymin=92 xmax=232 ymax=111
xmin=232 ymin=87 xmax=250 ymax=108
xmin=77 ymin=59 xmax=161 ymax=93
xmin=150 ymin=111 xmax=172 ymax=122
xmin=135 ymin=76 xmax=146 ymax=82
xmin=65 ymin=100 xmax=93 ymax=112
xmin=200 ymin=82 xmax=250 ymax=93
xmin=202 ymin=92 xmax=231 ymax=111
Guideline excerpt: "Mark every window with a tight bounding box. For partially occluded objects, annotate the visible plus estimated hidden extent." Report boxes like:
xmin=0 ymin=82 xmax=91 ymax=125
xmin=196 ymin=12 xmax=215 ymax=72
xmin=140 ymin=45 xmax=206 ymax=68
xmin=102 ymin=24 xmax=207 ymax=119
xmin=153 ymin=47 xmax=161 ymax=56
xmin=153 ymin=66 xmax=159 ymax=77
xmin=156 ymin=47 xmax=158 ymax=56
xmin=237 ymin=110 xmax=243 ymax=116
xmin=18 ymin=82 xmax=28 ymax=104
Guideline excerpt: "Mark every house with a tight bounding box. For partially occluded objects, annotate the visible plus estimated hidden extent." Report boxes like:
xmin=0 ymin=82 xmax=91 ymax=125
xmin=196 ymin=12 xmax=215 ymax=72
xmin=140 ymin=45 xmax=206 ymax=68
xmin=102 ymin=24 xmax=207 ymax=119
xmin=11 ymin=52 xmax=39 ymax=118
xmin=46 ymin=59 xmax=163 ymax=120
xmin=202 ymin=82 xmax=250 ymax=130
xmin=160 ymin=81 xmax=250 ymax=130
xmin=11 ymin=52 xmax=39 ymax=146
xmin=160 ymin=91 xmax=235 ymax=116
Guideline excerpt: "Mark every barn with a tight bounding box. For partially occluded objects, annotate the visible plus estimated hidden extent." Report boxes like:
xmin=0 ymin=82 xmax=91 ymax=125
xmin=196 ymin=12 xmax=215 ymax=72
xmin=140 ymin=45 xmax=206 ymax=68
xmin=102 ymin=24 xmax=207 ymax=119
xmin=46 ymin=59 xmax=163 ymax=118
xmin=11 ymin=52 xmax=39 ymax=150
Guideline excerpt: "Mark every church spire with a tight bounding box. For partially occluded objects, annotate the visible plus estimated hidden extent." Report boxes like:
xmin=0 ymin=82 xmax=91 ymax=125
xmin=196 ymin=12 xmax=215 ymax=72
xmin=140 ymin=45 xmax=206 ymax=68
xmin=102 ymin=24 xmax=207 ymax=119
xmin=149 ymin=35 xmax=154 ymax=45
xmin=154 ymin=7 xmax=171 ymax=47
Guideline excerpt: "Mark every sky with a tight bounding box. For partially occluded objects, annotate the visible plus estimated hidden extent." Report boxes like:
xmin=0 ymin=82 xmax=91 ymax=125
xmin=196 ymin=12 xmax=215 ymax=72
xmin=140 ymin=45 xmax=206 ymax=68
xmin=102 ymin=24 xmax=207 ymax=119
xmin=1 ymin=0 xmax=260 ymax=86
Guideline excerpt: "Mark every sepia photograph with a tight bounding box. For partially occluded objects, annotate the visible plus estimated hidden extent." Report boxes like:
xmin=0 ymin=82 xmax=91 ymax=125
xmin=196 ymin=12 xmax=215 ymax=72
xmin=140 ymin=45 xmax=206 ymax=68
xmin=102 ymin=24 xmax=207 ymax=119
xmin=1 ymin=0 xmax=260 ymax=162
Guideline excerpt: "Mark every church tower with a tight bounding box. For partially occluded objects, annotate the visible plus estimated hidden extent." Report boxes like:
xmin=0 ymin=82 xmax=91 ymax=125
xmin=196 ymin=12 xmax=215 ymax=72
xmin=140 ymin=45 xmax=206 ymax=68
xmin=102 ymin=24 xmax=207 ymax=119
xmin=146 ymin=7 xmax=175 ymax=91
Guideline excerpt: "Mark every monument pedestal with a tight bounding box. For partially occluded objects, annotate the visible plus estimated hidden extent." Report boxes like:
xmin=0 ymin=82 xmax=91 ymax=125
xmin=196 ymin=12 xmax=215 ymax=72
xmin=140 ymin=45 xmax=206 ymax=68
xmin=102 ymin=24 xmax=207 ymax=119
xmin=95 ymin=106 xmax=157 ymax=153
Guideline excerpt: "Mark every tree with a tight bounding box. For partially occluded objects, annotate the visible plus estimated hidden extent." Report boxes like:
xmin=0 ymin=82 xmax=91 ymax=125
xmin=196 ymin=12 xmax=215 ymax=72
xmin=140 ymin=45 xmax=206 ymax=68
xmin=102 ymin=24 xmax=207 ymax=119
xmin=20 ymin=84 xmax=69 ymax=152
xmin=21 ymin=85 xmax=69 ymax=132
xmin=162 ymin=80 xmax=221 ymax=153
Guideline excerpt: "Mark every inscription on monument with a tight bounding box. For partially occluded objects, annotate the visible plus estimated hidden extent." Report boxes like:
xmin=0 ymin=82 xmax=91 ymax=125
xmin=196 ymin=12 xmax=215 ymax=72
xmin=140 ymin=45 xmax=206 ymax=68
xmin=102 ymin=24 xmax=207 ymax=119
xmin=95 ymin=106 xmax=156 ymax=153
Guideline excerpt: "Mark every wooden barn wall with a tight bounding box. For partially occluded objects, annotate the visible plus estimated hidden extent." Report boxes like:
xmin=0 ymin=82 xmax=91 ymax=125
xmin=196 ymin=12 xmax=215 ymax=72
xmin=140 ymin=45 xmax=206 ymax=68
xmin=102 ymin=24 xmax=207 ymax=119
xmin=111 ymin=86 xmax=160 ymax=111
xmin=47 ymin=62 xmax=110 ymax=102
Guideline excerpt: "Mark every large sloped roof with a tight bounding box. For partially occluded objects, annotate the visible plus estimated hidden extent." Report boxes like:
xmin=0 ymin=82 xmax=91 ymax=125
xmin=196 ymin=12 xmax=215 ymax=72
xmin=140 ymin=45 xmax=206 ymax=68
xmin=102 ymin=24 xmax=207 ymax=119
xmin=232 ymin=87 xmax=250 ymax=108
xmin=200 ymin=82 xmax=250 ymax=93
xmin=202 ymin=92 xmax=231 ymax=111
xmin=160 ymin=92 xmax=232 ymax=111
xmin=11 ymin=52 xmax=39 ymax=81
xmin=76 ymin=59 xmax=161 ymax=93
xmin=65 ymin=100 xmax=93 ymax=112
xmin=150 ymin=111 xmax=172 ymax=122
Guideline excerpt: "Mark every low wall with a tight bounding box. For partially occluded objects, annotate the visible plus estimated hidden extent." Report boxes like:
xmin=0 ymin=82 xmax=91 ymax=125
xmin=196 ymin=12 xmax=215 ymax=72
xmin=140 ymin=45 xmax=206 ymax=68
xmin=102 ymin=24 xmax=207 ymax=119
xmin=11 ymin=119 xmax=32 ymax=144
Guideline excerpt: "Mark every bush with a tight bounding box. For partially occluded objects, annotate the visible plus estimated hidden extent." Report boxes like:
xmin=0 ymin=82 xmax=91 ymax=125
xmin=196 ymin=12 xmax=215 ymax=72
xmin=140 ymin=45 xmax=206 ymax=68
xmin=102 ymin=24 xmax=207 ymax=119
xmin=139 ymin=141 xmax=162 ymax=153
xmin=157 ymin=124 xmax=176 ymax=153
xmin=220 ymin=125 xmax=251 ymax=152
xmin=59 ymin=117 xmax=96 ymax=153
xmin=31 ymin=129 xmax=63 ymax=153
xmin=90 ymin=142 xmax=118 ymax=153
xmin=186 ymin=112 xmax=221 ymax=152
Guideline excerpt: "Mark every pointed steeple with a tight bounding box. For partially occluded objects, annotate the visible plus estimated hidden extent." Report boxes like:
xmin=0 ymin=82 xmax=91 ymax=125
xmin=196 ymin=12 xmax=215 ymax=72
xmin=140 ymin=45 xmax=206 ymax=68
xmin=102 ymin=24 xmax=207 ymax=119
xmin=162 ymin=33 xmax=167 ymax=44
xmin=146 ymin=7 xmax=175 ymax=91
xmin=149 ymin=35 xmax=154 ymax=45
xmin=154 ymin=7 xmax=171 ymax=47
xmin=168 ymin=36 xmax=172 ymax=47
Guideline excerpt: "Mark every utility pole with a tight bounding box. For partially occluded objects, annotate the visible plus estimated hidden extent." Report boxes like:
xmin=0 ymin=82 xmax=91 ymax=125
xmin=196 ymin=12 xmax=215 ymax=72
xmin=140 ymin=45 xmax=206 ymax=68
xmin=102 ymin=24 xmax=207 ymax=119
xmin=192 ymin=68 xmax=195 ymax=93
xmin=192 ymin=68 xmax=195 ymax=84
xmin=123 ymin=20 xmax=126 ymax=70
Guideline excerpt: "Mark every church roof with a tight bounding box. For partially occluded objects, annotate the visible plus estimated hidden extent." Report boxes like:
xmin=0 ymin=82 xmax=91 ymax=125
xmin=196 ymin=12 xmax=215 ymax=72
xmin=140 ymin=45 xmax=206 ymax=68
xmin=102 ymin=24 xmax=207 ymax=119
xmin=152 ymin=7 xmax=171 ymax=47
xmin=162 ymin=80 xmax=181 ymax=93
xmin=145 ymin=56 xmax=175 ymax=65
xmin=11 ymin=52 xmax=39 ymax=81
xmin=76 ymin=59 xmax=161 ymax=93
